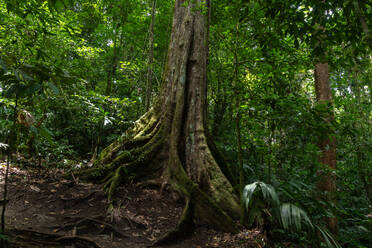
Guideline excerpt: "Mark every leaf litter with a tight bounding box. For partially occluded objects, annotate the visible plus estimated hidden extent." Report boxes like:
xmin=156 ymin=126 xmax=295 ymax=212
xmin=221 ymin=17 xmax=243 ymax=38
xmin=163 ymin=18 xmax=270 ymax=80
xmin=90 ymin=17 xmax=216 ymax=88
xmin=0 ymin=161 xmax=265 ymax=247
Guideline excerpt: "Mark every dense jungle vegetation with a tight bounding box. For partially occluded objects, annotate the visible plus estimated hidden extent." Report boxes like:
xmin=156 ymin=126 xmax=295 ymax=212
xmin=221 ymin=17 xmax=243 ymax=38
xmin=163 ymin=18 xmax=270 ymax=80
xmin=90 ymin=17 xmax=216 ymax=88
xmin=0 ymin=0 xmax=371 ymax=247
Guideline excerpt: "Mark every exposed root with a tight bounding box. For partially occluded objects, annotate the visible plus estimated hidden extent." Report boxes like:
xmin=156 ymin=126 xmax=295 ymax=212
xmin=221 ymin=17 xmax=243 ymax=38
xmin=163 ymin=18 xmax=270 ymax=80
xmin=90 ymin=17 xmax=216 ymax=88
xmin=206 ymin=132 xmax=237 ymax=188
xmin=101 ymin=122 xmax=163 ymax=168
xmin=74 ymin=125 xmax=164 ymax=185
xmin=121 ymin=214 xmax=148 ymax=229
xmin=135 ymin=179 xmax=163 ymax=189
xmin=78 ymin=102 xmax=240 ymax=239
xmin=6 ymin=228 xmax=104 ymax=248
xmin=167 ymin=148 xmax=240 ymax=233
xmin=104 ymin=150 xmax=164 ymax=202
xmin=55 ymin=236 xmax=103 ymax=247
xmin=58 ymin=190 xmax=100 ymax=202
xmin=107 ymin=166 xmax=126 ymax=202
xmin=191 ymin=185 xmax=239 ymax=233
xmin=152 ymin=198 xmax=193 ymax=246
xmin=56 ymin=216 xmax=128 ymax=238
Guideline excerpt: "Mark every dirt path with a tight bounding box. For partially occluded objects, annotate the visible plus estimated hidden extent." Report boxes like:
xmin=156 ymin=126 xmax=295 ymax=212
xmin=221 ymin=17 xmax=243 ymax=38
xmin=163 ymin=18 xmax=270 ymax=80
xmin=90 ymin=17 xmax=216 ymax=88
xmin=0 ymin=162 xmax=265 ymax=248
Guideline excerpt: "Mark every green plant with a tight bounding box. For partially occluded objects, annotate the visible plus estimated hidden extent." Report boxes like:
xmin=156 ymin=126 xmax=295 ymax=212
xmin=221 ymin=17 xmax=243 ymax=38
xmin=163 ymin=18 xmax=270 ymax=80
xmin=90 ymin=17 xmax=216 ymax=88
xmin=242 ymin=181 xmax=279 ymax=226
xmin=0 ymin=233 xmax=7 ymax=243
xmin=242 ymin=181 xmax=341 ymax=248
xmin=279 ymin=203 xmax=313 ymax=231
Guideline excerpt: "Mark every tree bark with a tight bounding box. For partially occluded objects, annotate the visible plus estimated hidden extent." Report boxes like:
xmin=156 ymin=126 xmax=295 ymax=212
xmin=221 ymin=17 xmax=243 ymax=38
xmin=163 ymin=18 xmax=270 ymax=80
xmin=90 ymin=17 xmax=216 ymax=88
xmin=105 ymin=22 xmax=122 ymax=96
xmin=78 ymin=0 xmax=240 ymax=241
xmin=232 ymin=22 xmax=244 ymax=194
xmin=353 ymin=0 xmax=372 ymax=49
xmin=314 ymin=62 xmax=337 ymax=235
xmin=145 ymin=0 xmax=156 ymax=111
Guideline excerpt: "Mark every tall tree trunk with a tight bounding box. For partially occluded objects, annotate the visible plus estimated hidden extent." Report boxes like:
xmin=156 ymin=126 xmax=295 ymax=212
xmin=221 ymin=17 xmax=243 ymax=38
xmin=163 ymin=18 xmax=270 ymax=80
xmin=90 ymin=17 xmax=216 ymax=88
xmin=353 ymin=0 xmax=372 ymax=49
xmin=77 ymin=0 xmax=240 ymax=243
xmin=105 ymin=22 xmax=121 ymax=96
xmin=351 ymin=70 xmax=372 ymax=204
xmin=211 ymin=76 xmax=227 ymax=137
xmin=1 ymin=94 xmax=18 ymax=248
xmin=314 ymin=62 xmax=337 ymax=235
xmin=95 ymin=22 xmax=124 ymax=156
xmin=145 ymin=0 xmax=156 ymax=111
xmin=232 ymin=22 xmax=244 ymax=194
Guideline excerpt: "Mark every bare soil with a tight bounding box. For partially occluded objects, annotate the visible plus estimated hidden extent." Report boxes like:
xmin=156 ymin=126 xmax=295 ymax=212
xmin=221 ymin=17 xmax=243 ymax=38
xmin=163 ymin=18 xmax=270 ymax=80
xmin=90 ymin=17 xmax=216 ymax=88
xmin=0 ymin=161 xmax=266 ymax=248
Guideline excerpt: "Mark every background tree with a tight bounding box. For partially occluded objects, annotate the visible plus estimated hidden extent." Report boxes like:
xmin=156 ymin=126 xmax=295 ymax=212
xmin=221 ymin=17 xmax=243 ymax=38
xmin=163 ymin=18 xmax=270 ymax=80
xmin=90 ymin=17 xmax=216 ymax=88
xmin=145 ymin=0 xmax=156 ymax=111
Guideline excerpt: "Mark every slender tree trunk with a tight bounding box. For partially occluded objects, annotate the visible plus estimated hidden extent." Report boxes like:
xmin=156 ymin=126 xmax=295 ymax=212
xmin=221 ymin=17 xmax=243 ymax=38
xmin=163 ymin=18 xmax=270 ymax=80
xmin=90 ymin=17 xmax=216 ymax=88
xmin=211 ymin=87 xmax=227 ymax=137
xmin=232 ymin=22 xmax=244 ymax=194
xmin=97 ymin=27 xmax=120 ymax=155
xmin=353 ymin=0 xmax=372 ymax=49
xmin=314 ymin=62 xmax=337 ymax=235
xmin=106 ymin=22 xmax=121 ymax=96
xmin=145 ymin=0 xmax=157 ymax=111
xmin=351 ymin=70 xmax=372 ymax=203
xmin=95 ymin=22 xmax=124 ymax=156
xmin=1 ymin=94 xmax=17 ymax=248
xmin=78 ymin=1 xmax=241 ymax=243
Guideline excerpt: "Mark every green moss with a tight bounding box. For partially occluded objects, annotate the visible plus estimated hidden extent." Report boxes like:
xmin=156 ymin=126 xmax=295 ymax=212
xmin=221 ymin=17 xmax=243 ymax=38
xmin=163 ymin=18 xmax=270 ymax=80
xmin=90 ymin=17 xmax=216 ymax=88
xmin=165 ymin=144 xmax=239 ymax=233
xmin=108 ymin=166 xmax=126 ymax=202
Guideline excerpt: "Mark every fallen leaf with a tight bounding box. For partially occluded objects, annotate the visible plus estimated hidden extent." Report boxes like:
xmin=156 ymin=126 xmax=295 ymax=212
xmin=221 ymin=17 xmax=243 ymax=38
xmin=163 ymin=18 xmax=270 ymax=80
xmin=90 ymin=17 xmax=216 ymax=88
xmin=147 ymin=235 xmax=156 ymax=241
xmin=30 ymin=185 xmax=40 ymax=192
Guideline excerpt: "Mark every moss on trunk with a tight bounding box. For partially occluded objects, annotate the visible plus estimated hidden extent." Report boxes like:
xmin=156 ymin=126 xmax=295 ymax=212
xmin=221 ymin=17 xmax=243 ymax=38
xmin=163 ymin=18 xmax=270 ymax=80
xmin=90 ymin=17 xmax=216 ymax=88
xmin=76 ymin=0 xmax=242 ymax=242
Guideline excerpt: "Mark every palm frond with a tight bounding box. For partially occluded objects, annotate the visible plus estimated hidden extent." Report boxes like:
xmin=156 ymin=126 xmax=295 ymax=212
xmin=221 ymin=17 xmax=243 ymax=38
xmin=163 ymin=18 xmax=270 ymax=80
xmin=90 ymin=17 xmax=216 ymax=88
xmin=242 ymin=182 xmax=341 ymax=248
xmin=0 ymin=142 xmax=9 ymax=149
xmin=315 ymin=224 xmax=342 ymax=248
xmin=260 ymin=182 xmax=280 ymax=207
xmin=242 ymin=181 xmax=259 ymax=211
xmin=242 ymin=181 xmax=280 ymax=212
xmin=280 ymin=203 xmax=313 ymax=231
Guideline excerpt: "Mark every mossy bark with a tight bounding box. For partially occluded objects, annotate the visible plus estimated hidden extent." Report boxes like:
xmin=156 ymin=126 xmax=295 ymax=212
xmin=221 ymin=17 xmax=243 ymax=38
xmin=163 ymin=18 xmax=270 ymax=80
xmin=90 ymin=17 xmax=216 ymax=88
xmin=78 ymin=0 xmax=241 ymax=239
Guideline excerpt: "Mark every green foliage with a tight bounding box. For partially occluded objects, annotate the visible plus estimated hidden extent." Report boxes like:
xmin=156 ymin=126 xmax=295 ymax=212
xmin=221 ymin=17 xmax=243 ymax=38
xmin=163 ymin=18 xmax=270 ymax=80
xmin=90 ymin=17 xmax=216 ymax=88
xmin=0 ymin=233 xmax=7 ymax=241
xmin=208 ymin=1 xmax=371 ymax=246
xmin=279 ymin=203 xmax=313 ymax=231
xmin=0 ymin=0 xmax=173 ymax=163
xmin=242 ymin=181 xmax=341 ymax=248
xmin=243 ymin=181 xmax=279 ymax=226
xmin=0 ymin=0 xmax=370 ymax=246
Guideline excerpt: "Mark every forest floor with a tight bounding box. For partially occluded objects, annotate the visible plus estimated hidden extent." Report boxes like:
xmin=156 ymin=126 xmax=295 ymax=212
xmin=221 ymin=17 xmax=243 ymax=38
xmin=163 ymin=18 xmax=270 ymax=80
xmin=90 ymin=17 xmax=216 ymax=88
xmin=0 ymin=160 xmax=266 ymax=248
